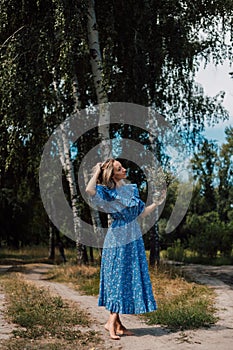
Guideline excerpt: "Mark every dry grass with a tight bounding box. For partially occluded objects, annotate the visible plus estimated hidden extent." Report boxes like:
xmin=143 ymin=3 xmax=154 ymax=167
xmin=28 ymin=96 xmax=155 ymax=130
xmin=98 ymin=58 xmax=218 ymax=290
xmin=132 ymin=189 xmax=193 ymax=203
xmin=46 ymin=264 xmax=100 ymax=295
xmin=145 ymin=264 xmax=217 ymax=329
xmin=0 ymin=273 xmax=102 ymax=350
xmin=46 ymin=261 xmax=217 ymax=330
xmin=0 ymin=246 xmax=218 ymax=331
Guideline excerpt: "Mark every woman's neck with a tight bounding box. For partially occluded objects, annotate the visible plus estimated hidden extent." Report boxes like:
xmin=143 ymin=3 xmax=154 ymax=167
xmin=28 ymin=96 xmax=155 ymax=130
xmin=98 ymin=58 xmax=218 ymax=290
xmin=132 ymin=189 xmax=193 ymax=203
xmin=115 ymin=179 xmax=124 ymax=188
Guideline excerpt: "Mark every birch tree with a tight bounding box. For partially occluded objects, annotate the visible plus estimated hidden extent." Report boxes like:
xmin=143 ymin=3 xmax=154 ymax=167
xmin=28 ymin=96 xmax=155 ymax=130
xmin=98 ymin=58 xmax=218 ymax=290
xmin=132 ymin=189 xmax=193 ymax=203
xmin=87 ymin=0 xmax=111 ymax=158
xmin=53 ymin=77 xmax=88 ymax=264
xmin=86 ymin=0 xmax=111 ymax=254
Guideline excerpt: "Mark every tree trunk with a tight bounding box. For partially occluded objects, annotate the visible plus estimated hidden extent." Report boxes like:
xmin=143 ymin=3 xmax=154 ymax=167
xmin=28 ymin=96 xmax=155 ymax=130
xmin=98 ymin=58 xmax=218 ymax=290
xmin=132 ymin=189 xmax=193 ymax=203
xmin=48 ymin=223 xmax=55 ymax=260
xmin=59 ymin=122 xmax=87 ymax=264
xmin=55 ymin=229 xmax=67 ymax=263
xmin=72 ymin=72 xmax=103 ymax=259
xmin=86 ymin=0 xmax=111 ymax=259
xmin=87 ymin=0 xmax=111 ymax=158
xmin=147 ymin=109 xmax=162 ymax=267
xmin=82 ymin=166 xmax=103 ymax=258
xmin=53 ymin=78 xmax=87 ymax=265
xmin=89 ymin=246 xmax=94 ymax=263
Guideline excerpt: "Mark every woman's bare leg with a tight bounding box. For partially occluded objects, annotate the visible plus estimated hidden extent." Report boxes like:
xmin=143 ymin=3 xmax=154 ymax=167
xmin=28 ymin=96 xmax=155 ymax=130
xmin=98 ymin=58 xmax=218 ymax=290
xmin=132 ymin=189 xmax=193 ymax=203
xmin=104 ymin=312 xmax=120 ymax=340
xmin=105 ymin=313 xmax=134 ymax=336
xmin=116 ymin=314 xmax=134 ymax=335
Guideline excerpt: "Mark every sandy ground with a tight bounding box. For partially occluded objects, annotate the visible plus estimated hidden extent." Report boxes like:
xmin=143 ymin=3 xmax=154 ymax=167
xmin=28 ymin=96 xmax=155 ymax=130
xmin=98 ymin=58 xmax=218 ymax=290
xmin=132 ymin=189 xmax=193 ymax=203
xmin=0 ymin=263 xmax=233 ymax=350
xmin=0 ymin=266 xmax=19 ymax=341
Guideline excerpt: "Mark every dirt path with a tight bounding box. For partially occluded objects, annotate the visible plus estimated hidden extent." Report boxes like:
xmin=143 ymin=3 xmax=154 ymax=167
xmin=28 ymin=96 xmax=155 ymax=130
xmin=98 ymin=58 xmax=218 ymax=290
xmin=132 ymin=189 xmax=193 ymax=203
xmin=0 ymin=266 xmax=18 ymax=341
xmin=1 ymin=263 xmax=233 ymax=350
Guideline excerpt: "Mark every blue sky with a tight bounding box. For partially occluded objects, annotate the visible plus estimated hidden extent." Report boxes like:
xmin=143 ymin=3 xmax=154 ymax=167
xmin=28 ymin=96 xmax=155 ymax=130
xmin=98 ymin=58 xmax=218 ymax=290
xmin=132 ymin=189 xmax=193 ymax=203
xmin=195 ymin=59 xmax=233 ymax=145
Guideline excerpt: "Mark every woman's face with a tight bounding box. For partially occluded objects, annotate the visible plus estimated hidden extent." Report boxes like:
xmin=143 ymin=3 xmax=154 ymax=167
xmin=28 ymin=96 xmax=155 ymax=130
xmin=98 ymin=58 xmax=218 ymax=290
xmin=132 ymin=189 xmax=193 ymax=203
xmin=112 ymin=161 xmax=127 ymax=182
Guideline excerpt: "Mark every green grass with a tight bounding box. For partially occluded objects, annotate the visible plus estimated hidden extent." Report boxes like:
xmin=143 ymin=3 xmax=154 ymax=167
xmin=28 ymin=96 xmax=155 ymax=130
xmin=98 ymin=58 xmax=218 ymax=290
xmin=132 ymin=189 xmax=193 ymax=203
xmin=0 ymin=246 xmax=219 ymax=332
xmin=183 ymin=255 xmax=233 ymax=265
xmin=144 ymin=264 xmax=217 ymax=330
xmin=0 ymin=273 xmax=102 ymax=350
xmin=46 ymin=264 xmax=100 ymax=295
xmin=0 ymin=246 xmax=100 ymax=266
xmin=47 ymin=261 xmax=218 ymax=331
xmin=145 ymin=284 xmax=216 ymax=330
xmin=0 ymin=246 xmax=52 ymax=264
xmin=161 ymin=247 xmax=233 ymax=265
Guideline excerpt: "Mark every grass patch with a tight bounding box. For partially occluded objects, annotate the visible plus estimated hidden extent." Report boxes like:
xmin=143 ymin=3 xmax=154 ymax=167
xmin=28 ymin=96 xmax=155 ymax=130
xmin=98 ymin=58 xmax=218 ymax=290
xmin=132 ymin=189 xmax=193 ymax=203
xmin=0 ymin=246 xmax=80 ymax=265
xmin=183 ymin=255 xmax=233 ymax=266
xmin=46 ymin=264 xmax=100 ymax=296
xmin=144 ymin=264 xmax=217 ymax=330
xmin=161 ymin=247 xmax=233 ymax=265
xmin=0 ymin=273 xmax=101 ymax=349
xmin=0 ymin=246 xmax=52 ymax=265
xmin=46 ymin=261 xmax=217 ymax=331
xmin=0 ymin=247 xmax=216 ymax=334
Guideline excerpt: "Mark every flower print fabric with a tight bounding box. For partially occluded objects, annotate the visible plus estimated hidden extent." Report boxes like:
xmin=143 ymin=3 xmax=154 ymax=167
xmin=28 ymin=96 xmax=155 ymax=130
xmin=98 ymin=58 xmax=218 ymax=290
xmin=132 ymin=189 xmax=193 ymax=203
xmin=91 ymin=184 xmax=157 ymax=314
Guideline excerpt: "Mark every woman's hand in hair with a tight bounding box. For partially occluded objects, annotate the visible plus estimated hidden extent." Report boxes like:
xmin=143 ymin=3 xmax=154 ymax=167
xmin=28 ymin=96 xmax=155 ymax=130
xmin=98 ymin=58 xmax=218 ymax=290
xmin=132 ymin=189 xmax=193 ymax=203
xmin=92 ymin=162 xmax=102 ymax=175
xmin=85 ymin=163 xmax=102 ymax=196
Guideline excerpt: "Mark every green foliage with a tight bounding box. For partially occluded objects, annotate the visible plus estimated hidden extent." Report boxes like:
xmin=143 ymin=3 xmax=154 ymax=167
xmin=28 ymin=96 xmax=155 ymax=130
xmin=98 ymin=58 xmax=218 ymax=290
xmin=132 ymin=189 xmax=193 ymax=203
xmin=218 ymin=126 xmax=233 ymax=221
xmin=1 ymin=1 xmax=233 ymax=248
xmin=186 ymin=212 xmax=232 ymax=258
xmin=191 ymin=139 xmax=218 ymax=212
xmin=165 ymin=239 xmax=185 ymax=262
xmin=175 ymin=133 xmax=233 ymax=259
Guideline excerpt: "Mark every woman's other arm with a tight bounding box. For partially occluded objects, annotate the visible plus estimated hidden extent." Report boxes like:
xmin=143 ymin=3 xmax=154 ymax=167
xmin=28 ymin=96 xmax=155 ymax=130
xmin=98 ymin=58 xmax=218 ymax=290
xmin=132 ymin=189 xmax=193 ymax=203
xmin=140 ymin=190 xmax=166 ymax=218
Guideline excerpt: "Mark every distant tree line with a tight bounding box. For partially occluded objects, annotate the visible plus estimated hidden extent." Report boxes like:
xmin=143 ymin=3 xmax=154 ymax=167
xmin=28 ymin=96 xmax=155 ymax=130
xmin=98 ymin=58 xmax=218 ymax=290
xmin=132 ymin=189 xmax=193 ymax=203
xmin=158 ymin=128 xmax=233 ymax=259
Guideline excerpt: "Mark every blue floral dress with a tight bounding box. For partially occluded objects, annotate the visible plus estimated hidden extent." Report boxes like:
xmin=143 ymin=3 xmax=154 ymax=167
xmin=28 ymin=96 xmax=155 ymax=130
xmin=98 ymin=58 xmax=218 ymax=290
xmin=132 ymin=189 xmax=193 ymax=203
xmin=91 ymin=184 xmax=157 ymax=314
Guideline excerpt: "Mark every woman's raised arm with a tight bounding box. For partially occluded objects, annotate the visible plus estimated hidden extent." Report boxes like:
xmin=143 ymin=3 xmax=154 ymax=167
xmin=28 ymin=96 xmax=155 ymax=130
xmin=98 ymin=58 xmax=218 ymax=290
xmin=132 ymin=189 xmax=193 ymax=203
xmin=85 ymin=163 xmax=102 ymax=196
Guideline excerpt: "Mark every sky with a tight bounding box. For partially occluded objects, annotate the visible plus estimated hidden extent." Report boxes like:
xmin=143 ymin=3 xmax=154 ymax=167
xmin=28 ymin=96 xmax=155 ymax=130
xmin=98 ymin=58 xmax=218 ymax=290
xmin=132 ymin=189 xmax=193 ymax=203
xmin=195 ymin=59 xmax=233 ymax=145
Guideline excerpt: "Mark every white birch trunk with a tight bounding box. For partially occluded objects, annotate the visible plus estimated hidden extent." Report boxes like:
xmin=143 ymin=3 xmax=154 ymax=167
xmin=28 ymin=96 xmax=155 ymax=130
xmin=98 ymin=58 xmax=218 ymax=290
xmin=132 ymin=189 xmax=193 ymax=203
xmin=72 ymin=73 xmax=103 ymax=257
xmin=147 ymin=108 xmax=161 ymax=266
xmin=87 ymin=0 xmax=111 ymax=159
xmin=53 ymin=78 xmax=86 ymax=263
xmin=87 ymin=0 xmax=113 ymax=238
xmin=59 ymin=123 xmax=80 ymax=237
xmin=72 ymin=73 xmax=81 ymax=114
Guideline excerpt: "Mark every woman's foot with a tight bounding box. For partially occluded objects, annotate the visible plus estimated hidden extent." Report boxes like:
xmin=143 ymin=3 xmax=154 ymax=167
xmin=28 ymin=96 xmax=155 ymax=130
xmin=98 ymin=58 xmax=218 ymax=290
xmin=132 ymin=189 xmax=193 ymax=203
xmin=105 ymin=320 xmax=134 ymax=336
xmin=115 ymin=323 xmax=134 ymax=336
xmin=104 ymin=322 xmax=120 ymax=340
xmin=116 ymin=315 xmax=134 ymax=335
xmin=116 ymin=327 xmax=134 ymax=336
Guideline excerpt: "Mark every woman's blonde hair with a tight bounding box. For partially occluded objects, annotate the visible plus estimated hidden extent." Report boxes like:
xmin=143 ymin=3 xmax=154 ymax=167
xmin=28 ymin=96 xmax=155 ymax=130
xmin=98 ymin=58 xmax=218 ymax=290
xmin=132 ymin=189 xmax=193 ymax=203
xmin=93 ymin=158 xmax=116 ymax=188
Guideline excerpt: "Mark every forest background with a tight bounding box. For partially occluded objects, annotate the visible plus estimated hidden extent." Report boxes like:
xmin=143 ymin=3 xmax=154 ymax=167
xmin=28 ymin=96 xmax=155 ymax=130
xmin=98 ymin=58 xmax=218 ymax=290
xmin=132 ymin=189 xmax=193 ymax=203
xmin=0 ymin=0 xmax=233 ymax=265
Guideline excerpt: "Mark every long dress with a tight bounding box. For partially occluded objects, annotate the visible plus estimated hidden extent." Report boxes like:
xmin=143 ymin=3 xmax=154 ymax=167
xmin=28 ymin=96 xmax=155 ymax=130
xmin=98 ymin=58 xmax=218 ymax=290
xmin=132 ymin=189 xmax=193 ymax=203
xmin=91 ymin=183 xmax=157 ymax=314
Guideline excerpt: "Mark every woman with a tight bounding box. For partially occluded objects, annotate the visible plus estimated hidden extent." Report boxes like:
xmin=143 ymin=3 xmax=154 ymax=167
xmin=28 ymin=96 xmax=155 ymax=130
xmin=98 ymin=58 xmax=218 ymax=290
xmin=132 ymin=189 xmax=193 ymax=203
xmin=86 ymin=158 xmax=165 ymax=340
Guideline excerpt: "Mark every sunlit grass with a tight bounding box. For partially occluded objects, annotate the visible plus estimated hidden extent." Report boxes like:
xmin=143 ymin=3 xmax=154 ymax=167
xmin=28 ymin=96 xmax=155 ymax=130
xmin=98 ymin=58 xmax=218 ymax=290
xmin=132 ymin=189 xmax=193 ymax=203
xmin=160 ymin=247 xmax=233 ymax=265
xmin=46 ymin=260 xmax=217 ymax=330
xmin=46 ymin=264 xmax=100 ymax=295
xmin=0 ymin=246 xmax=100 ymax=265
xmin=0 ymin=246 xmax=218 ymax=331
xmin=0 ymin=273 xmax=102 ymax=350
xmin=0 ymin=246 xmax=51 ymax=264
xmin=145 ymin=264 xmax=217 ymax=329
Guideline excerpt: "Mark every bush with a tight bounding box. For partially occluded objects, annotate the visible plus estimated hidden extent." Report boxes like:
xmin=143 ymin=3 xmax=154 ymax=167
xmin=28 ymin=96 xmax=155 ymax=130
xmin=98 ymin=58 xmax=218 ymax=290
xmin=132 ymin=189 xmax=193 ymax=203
xmin=186 ymin=212 xmax=233 ymax=258
xmin=165 ymin=239 xmax=185 ymax=262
